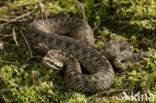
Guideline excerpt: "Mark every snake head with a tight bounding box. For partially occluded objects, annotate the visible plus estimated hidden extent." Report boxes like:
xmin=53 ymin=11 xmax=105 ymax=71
xmin=43 ymin=56 xmax=63 ymax=70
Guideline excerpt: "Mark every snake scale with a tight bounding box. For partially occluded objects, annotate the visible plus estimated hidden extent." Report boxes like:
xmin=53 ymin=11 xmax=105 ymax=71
xmin=25 ymin=13 xmax=151 ymax=93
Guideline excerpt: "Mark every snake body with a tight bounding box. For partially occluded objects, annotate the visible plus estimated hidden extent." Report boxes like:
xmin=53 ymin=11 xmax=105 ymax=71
xmin=25 ymin=13 xmax=151 ymax=93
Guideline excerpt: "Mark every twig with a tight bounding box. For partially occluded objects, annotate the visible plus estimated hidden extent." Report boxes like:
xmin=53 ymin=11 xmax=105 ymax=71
xmin=0 ymin=59 xmax=17 ymax=64
xmin=77 ymin=7 xmax=87 ymax=23
xmin=133 ymin=40 xmax=150 ymax=45
xmin=0 ymin=25 xmax=4 ymax=34
xmin=0 ymin=18 xmax=29 ymax=22
xmin=0 ymin=15 xmax=17 ymax=18
xmin=20 ymin=30 xmax=33 ymax=57
xmin=95 ymin=36 xmax=105 ymax=39
xmin=76 ymin=1 xmax=88 ymax=23
xmin=93 ymin=23 xmax=101 ymax=32
xmin=1 ymin=10 xmax=36 ymax=26
xmin=12 ymin=28 xmax=18 ymax=46
xmin=0 ymin=35 xmax=13 ymax=40
xmin=34 ymin=10 xmax=41 ymax=21
xmin=0 ymin=41 xmax=3 ymax=50
xmin=32 ymin=72 xmax=47 ymax=103
xmin=90 ymin=89 xmax=129 ymax=97
xmin=38 ymin=2 xmax=49 ymax=19
xmin=21 ymin=56 xmax=42 ymax=69
xmin=0 ymin=0 xmax=45 ymax=11
xmin=6 ymin=9 xmax=32 ymax=15
xmin=0 ymin=74 xmax=8 ymax=87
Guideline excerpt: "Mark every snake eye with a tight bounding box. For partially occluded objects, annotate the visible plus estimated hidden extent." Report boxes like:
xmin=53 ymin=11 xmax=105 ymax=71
xmin=46 ymin=59 xmax=54 ymax=66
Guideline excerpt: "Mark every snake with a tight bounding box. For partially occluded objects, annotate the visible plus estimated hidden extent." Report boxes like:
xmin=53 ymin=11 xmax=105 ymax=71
xmin=25 ymin=13 xmax=152 ymax=93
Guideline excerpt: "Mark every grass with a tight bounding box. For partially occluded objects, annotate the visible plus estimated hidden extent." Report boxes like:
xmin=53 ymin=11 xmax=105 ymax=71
xmin=0 ymin=0 xmax=156 ymax=102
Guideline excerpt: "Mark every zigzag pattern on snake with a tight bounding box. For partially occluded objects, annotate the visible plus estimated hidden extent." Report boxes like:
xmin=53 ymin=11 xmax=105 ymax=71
xmin=25 ymin=13 xmax=152 ymax=93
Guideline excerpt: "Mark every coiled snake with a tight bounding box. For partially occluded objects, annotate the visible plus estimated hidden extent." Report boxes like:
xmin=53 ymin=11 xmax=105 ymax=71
xmin=25 ymin=13 xmax=151 ymax=93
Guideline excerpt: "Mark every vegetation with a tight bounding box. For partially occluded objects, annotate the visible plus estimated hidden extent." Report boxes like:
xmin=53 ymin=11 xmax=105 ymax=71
xmin=0 ymin=0 xmax=156 ymax=102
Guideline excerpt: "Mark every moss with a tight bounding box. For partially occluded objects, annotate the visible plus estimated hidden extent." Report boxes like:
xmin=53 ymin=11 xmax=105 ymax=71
xmin=0 ymin=0 xmax=156 ymax=102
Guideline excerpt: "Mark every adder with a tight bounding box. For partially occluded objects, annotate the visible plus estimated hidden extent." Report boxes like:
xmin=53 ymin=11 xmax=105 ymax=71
xmin=25 ymin=13 xmax=153 ymax=93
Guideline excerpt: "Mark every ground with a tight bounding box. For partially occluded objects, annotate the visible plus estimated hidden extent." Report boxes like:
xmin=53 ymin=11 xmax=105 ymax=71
xmin=0 ymin=0 xmax=156 ymax=103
